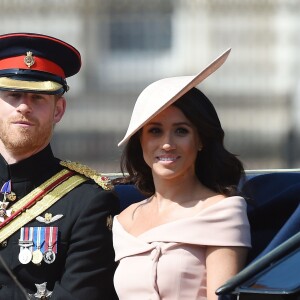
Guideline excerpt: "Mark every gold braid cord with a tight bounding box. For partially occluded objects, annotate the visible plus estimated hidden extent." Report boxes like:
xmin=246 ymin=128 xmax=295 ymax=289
xmin=59 ymin=160 xmax=113 ymax=191
xmin=9 ymin=169 xmax=70 ymax=212
xmin=0 ymin=171 xmax=87 ymax=244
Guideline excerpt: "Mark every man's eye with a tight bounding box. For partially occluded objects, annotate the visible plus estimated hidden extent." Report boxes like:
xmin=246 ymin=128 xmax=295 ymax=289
xmin=8 ymin=93 xmax=20 ymax=99
xmin=32 ymin=95 xmax=45 ymax=100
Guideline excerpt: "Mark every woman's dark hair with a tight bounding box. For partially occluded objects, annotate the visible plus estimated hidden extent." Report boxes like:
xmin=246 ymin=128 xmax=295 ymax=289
xmin=118 ymin=87 xmax=244 ymax=197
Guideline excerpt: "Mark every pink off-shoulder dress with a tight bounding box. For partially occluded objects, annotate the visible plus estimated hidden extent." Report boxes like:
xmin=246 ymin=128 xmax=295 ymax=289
xmin=113 ymin=196 xmax=251 ymax=300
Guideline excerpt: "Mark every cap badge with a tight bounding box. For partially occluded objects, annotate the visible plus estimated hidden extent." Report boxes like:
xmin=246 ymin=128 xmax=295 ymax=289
xmin=24 ymin=51 xmax=35 ymax=68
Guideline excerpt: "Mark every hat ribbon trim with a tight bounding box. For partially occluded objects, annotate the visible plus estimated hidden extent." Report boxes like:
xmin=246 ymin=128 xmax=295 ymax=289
xmin=0 ymin=55 xmax=65 ymax=78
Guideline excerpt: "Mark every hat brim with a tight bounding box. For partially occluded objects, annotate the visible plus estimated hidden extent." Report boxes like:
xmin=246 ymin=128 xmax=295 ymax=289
xmin=0 ymin=77 xmax=65 ymax=95
xmin=118 ymin=48 xmax=231 ymax=146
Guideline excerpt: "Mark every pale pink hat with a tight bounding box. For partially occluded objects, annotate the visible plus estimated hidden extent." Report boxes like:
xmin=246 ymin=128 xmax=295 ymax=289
xmin=118 ymin=48 xmax=231 ymax=146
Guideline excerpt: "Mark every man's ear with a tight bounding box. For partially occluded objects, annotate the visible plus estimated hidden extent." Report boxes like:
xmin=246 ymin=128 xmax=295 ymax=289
xmin=54 ymin=96 xmax=66 ymax=123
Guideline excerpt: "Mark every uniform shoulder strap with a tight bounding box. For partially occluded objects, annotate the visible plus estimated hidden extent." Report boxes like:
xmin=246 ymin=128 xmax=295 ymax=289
xmin=59 ymin=160 xmax=113 ymax=191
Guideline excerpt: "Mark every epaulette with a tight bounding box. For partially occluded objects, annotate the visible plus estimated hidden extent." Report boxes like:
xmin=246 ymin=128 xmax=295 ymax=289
xmin=59 ymin=160 xmax=113 ymax=191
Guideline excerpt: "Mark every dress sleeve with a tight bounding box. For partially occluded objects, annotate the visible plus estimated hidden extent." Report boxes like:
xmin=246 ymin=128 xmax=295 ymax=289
xmin=195 ymin=196 xmax=251 ymax=248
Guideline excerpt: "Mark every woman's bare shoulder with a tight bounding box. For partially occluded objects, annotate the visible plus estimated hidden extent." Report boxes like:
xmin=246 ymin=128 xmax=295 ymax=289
xmin=117 ymin=200 xmax=147 ymax=225
xmin=200 ymin=192 xmax=227 ymax=209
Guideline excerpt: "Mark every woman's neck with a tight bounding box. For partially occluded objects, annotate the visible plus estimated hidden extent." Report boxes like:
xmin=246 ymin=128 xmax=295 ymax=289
xmin=152 ymin=173 xmax=208 ymax=205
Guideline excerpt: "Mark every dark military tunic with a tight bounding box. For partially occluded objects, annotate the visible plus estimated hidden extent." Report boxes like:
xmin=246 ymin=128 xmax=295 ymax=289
xmin=0 ymin=145 xmax=119 ymax=300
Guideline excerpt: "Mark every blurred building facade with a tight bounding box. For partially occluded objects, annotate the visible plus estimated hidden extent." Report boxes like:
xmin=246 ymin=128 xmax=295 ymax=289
xmin=1 ymin=0 xmax=300 ymax=171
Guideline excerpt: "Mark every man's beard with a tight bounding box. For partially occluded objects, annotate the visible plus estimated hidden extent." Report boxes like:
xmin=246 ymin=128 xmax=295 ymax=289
xmin=0 ymin=119 xmax=53 ymax=156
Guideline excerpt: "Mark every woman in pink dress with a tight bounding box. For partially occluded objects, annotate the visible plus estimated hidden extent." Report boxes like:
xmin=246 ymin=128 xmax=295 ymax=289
xmin=113 ymin=49 xmax=251 ymax=300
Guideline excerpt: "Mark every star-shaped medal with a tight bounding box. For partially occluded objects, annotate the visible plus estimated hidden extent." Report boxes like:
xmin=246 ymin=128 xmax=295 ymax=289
xmin=0 ymin=202 xmax=12 ymax=223
xmin=29 ymin=282 xmax=52 ymax=299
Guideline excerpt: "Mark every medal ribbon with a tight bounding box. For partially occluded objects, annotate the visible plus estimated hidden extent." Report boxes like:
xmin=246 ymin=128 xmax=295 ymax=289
xmin=45 ymin=227 xmax=58 ymax=253
xmin=0 ymin=180 xmax=11 ymax=204
xmin=24 ymin=227 xmax=29 ymax=241
xmin=52 ymin=227 xmax=58 ymax=253
xmin=45 ymin=227 xmax=50 ymax=250
xmin=20 ymin=227 xmax=24 ymax=242
xmin=0 ymin=180 xmax=11 ymax=195
xmin=19 ymin=227 xmax=25 ymax=255
xmin=19 ymin=227 xmax=33 ymax=251
xmin=19 ymin=227 xmax=25 ymax=251
xmin=28 ymin=227 xmax=33 ymax=252
xmin=33 ymin=226 xmax=45 ymax=252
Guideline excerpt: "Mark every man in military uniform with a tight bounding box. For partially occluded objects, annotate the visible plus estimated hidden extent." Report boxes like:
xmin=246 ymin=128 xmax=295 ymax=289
xmin=0 ymin=33 xmax=119 ymax=299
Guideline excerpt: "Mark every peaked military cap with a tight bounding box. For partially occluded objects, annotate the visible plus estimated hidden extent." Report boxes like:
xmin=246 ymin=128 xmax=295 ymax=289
xmin=0 ymin=32 xmax=81 ymax=95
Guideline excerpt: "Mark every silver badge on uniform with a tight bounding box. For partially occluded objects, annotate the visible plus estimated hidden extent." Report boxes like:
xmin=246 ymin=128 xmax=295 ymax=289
xmin=18 ymin=227 xmax=33 ymax=264
xmin=43 ymin=226 xmax=57 ymax=264
xmin=28 ymin=282 xmax=52 ymax=299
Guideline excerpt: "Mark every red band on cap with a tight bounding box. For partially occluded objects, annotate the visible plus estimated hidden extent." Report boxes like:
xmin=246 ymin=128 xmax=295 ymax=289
xmin=0 ymin=55 xmax=65 ymax=78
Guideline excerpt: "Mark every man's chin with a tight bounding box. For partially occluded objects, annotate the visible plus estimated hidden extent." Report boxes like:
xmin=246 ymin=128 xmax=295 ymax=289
xmin=5 ymin=138 xmax=40 ymax=152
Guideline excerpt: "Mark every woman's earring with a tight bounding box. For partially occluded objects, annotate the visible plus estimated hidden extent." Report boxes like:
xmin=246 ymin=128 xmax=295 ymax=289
xmin=198 ymin=147 xmax=202 ymax=152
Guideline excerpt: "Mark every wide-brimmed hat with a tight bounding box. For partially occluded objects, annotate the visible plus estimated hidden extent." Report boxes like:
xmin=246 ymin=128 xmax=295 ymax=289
xmin=118 ymin=48 xmax=231 ymax=146
xmin=0 ymin=32 xmax=81 ymax=95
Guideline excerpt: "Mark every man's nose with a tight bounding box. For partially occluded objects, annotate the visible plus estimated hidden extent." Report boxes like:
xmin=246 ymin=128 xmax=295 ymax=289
xmin=16 ymin=96 xmax=32 ymax=113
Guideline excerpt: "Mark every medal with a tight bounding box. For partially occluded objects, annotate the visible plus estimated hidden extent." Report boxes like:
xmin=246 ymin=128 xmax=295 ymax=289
xmin=32 ymin=227 xmax=44 ymax=265
xmin=1 ymin=180 xmax=16 ymax=202
xmin=0 ymin=202 xmax=8 ymax=218
xmin=43 ymin=249 xmax=56 ymax=264
xmin=18 ymin=248 xmax=32 ymax=264
xmin=43 ymin=227 xmax=57 ymax=264
xmin=19 ymin=227 xmax=33 ymax=264
xmin=29 ymin=282 xmax=53 ymax=299
xmin=0 ymin=180 xmax=15 ymax=223
xmin=32 ymin=249 xmax=43 ymax=265
xmin=0 ymin=201 xmax=12 ymax=223
xmin=6 ymin=192 xmax=16 ymax=201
